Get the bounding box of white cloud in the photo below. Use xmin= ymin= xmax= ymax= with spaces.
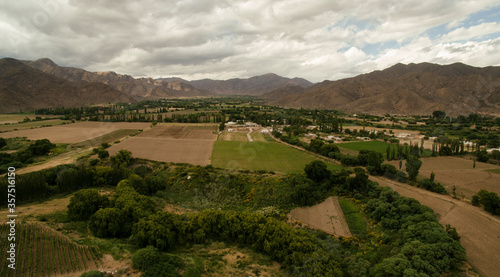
xmin=0 ymin=0 xmax=499 ymax=82
xmin=439 ymin=22 xmax=500 ymax=42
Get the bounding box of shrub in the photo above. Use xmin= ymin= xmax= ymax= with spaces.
xmin=132 ymin=246 xmax=184 ymax=276
xmin=80 ymin=270 xmax=105 ymax=277
xmin=67 ymin=189 xmax=109 ymax=221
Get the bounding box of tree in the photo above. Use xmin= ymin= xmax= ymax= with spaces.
xmin=67 ymin=189 xmax=109 ymax=221
xmin=110 ymin=149 xmax=133 ymax=167
xmin=97 ymin=149 xmax=109 ymax=159
xmin=358 ymin=150 xmax=384 ymax=175
xmin=304 ymin=160 xmax=330 ymax=183
xmin=405 ymin=155 xmax=422 ymax=182
xmin=476 ymin=150 xmax=489 ymax=162
xmin=432 ymin=110 xmax=446 ymax=120
xmin=0 ymin=137 xmax=6 ymax=148
xmin=308 ymin=138 xmax=324 ymax=153
xmin=28 ymin=139 xmax=55 ymax=156
xmin=88 ymin=208 xmax=126 ymax=237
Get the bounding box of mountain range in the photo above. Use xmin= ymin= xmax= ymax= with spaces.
xmin=0 ymin=57 xmax=499 ymax=115
xmin=264 ymin=62 xmax=500 ymax=115
xmin=0 ymin=58 xmax=134 ymax=113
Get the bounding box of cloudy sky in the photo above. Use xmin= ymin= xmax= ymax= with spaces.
xmin=1 ymin=0 xmax=499 ymax=82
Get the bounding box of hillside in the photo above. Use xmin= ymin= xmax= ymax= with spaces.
xmin=189 ymin=73 xmax=313 ymax=95
xmin=26 ymin=58 xmax=209 ymax=100
xmin=267 ymin=62 xmax=500 ymax=115
xmin=260 ymin=84 xmax=306 ymax=101
xmin=0 ymin=58 xmax=135 ymax=113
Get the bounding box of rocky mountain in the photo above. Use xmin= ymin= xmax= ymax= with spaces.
xmin=26 ymin=58 xmax=209 ymax=100
xmin=267 ymin=62 xmax=500 ymax=115
xmin=0 ymin=58 xmax=135 ymax=113
xmin=260 ymin=84 xmax=306 ymax=101
xmin=189 ymin=73 xmax=313 ymax=95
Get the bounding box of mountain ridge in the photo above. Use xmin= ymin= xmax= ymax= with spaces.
xmin=0 ymin=58 xmax=135 ymax=113
xmin=267 ymin=62 xmax=500 ymax=115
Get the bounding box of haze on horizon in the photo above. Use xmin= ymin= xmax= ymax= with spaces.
xmin=1 ymin=0 xmax=499 ymax=83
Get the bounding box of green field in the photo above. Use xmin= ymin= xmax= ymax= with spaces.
xmin=486 ymin=169 xmax=500 ymax=175
xmin=0 ymin=119 xmax=71 ymax=132
xmin=338 ymin=140 xmax=431 ymax=157
xmin=211 ymin=141 xmax=343 ymax=173
xmin=338 ymin=197 xmax=367 ymax=238
xmin=73 ymin=129 xmax=142 ymax=147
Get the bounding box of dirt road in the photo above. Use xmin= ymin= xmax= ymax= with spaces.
xmin=371 ymin=176 xmax=500 ymax=277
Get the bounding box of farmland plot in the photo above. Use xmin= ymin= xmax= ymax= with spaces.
xmin=0 ymin=222 xmax=101 ymax=277
xmin=390 ymin=156 xmax=500 ymax=198
xmin=0 ymin=122 xmax=150 ymax=144
xmin=107 ymin=124 xmax=217 ymax=165
xmin=288 ymin=196 xmax=351 ymax=236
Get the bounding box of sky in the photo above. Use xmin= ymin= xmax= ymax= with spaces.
xmin=1 ymin=0 xmax=499 ymax=83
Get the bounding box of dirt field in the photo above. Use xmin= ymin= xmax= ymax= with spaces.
xmin=0 ymin=121 xmax=150 ymax=143
xmin=107 ymin=124 xmax=217 ymax=166
xmin=288 ymin=196 xmax=351 ymax=236
xmin=389 ymin=156 xmax=500 ymax=199
xmin=371 ymin=176 xmax=500 ymax=277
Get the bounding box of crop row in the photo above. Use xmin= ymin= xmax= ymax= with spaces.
xmin=0 ymin=222 xmax=102 ymax=276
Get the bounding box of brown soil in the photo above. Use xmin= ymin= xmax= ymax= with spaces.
xmin=288 ymin=196 xmax=351 ymax=236
xmin=0 ymin=122 xmax=150 ymax=143
xmin=388 ymin=156 xmax=500 ymax=199
xmin=371 ymin=175 xmax=500 ymax=277
xmin=107 ymin=123 xmax=217 ymax=166
xmin=0 ymin=195 xmax=72 ymax=220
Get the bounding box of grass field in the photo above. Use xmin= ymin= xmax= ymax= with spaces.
xmin=338 ymin=140 xmax=431 ymax=157
xmin=338 ymin=198 xmax=367 ymax=238
xmin=211 ymin=141 xmax=343 ymax=173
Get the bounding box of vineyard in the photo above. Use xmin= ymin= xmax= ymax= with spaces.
xmin=0 ymin=222 xmax=102 ymax=277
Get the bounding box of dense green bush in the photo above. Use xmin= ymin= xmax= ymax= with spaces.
xmin=132 ymin=246 xmax=184 ymax=277
xmin=417 ymin=178 xmax=447 ymax=194
xmin=67 ymin=189 xmax=109 ymax=221
xmin=88 ymin=208 xmax=126 ymax=237
xmin=475 ymin=189 xmax=500 ymax=215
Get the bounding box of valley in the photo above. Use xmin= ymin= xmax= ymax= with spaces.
xmin=0 ymin=96 xmax=498 ymax=277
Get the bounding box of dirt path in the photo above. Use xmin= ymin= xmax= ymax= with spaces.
xmin=288 ymin=196 xmax=351 ymax=236
xmin=247 ymin=127 xmax=253 ymax=142
xmin=371 ymin=176 xmax=500 ymax=277
xmin=12 ymin=147 xmax=93 ymax=175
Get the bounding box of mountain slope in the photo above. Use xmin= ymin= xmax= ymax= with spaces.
xmin=26 ymin=58 xmax=209 ymax=99
xmin=0 ymin=58 xmax=134 ymax=113
xmin=268 ymin=62 xmax=500 ymax=115
xmin=190 ymin=73 xmax=313 ymax=95
xmin=260 ymin=84 xmax=306 ymax=101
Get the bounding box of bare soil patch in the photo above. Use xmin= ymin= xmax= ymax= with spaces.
xmin=0 ymin=122 xmax=150 ymax=143
xmin=372 ymin=176 xmax=500 ymax=277
xmin=107 ymin=124 xmax=217 ymax=166
xmin=389 ymin=156 xmax=500 ymax=198
xmin=219 ymin=132 xmax=249 ymax=142
xmin=0 ymin=195 xmax=71 ymax=220
xmin=108 ymin=137 xmax=215 ymax=165
xmin=288 ymin=196 xmax=351 ymax=236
